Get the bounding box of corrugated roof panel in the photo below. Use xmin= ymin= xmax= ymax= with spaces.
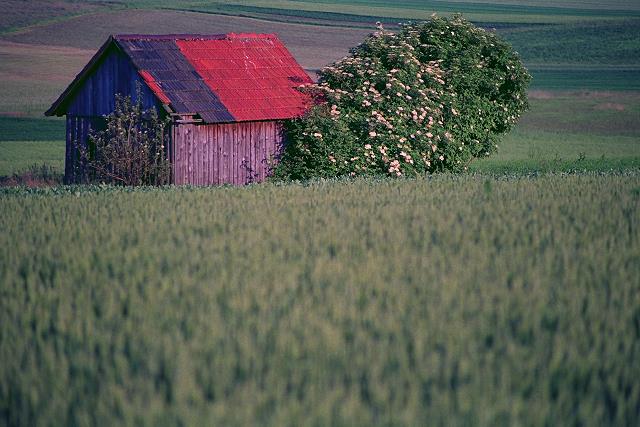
xmin=176 ymin=35 xmax=312 ymax=122
xmin=138 ymin=70 xmax=171 ymax=105
xmin=105 ymin=34 xmax=312 ymax=123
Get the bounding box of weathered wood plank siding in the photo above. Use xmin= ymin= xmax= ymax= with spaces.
xmin=64 ymin=46 xmax=160 ymax=183
xmin=64 ymin=116 xmax=106 ymax=184
xmin=172 ymin=121 xmax=283 ymax=186
xmin=67 ymin=46 xmax=157 ymax=117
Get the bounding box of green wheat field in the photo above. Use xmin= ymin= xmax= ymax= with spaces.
xmin=2 ymin=176 xmax=639 ymax=425
xmin=1 ymin=0 xmax=639 ymax=425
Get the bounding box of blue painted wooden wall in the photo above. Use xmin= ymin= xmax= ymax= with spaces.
xmin=67 ymin=45 xmax=158 ymax=117
xmin=64 ymin=45 xmax=162 ymax=183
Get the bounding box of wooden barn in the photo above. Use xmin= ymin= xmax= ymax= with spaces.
xmin=45 ymin=33 xmax=313 ymax=185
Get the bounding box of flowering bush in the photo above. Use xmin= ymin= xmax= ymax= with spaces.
xmin=76 ymin=90 xmax=171 ymax=186
xmin=274 ymin=15 xmax=531 ymax=180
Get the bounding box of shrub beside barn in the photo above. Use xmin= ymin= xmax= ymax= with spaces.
xmin=45 ymin=33 xmax=313 ymax=185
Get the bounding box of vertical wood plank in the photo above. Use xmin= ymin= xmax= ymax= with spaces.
xmin=231 ymin=124 xmax=236 ymax=185
xmin=238 ymin=123 xmax=243 ymax=185
xmin=204 ymin=125 xmax=210 ymax=185
xmin=70 ymin=116 xmax=75 ymax=183
xmin=201 ymin=126 xmax=206 ymax=185
xmin=228 ymin=124 xmax=233 ymax=185
xmin=212 ymin=125 xmax=217 ymax=185
xmin=195 ymin=125 xmax=201 ymax=185
xmin=263 ymin=122 xmax=269 ymax=181
xmin=208 ymin=125 xmax=213 ymax=185
xmin=241 ymin=124 xmax=248 ymax=184
xmin=174 ymin=125 xmax=179 ymax=185
xmin=170 ymin=125 xmax=175 ymax=185
xmin=188 ymin=125 xmax=191 ymax=185
xmin=228 ymin=123 xmax=233 ymax=185
xmin=230 ymin=123 xmax=235 ymax=185
xmin=259 ymin=122 xmax=267 ymax=181
xmin=252 ymin=122 xmax=258 ymax=182
xmin=188 ymin=125 xmax=192 ymax=185
xmin=180 ymin=125 xmax=185 ymax=185
xmin=79 ymin=117 xmax=85 ymax=180
xmin=174 ymin=125 xmax=180 ymax=185
xmin=211 ymin=125 xmax=216 ymax=185
xmin=191 ymin=125 xmax=196 ymax=185
xmin=193 ymin=125 xmax=197 ymax=185
xmin=181 ymin=126 xmax=186 ymax=185
xmin=65 ymin=116 xmax=71 ymax=183
xmin=223 ymin=124 xmax=230 ymax=184
xmin=214 ymin=125 xmax=220 ymax=185
xmin=195 ymin=125 xmax=207 ymax=185
xmin=253 ymin=123 xmax=258 ymax=183
xmin=178 ymin=125 xmax=184 ymax=185
xmin=218 ymin=124 xmax=223 ymax=185
xmin=232 ymin=123 xmax=239 ymax=185
xmin=203 ymin=126 xmax=208 ymax=185
xmin=247 ymin=123 xmax=253 ymax=184
xmin=265 ymin=122 xmax=273 ymax=178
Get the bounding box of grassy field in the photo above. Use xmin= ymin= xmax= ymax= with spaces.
xmin=0 ymin=140 xmax=64 ymax=177
xmin=124 ymin=0 xmax=640 ymax=23
xmin=3 ymin=92 xmax=637 ymax=178
xmin=472 ymin=92 xmax=640 ymax=173
xmin=0 ymin=116 xmax=65 ymax=176
xmin=2 ymin=174 xmax=639 ymax=425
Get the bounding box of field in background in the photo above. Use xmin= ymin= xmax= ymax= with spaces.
xmin=472 ymin=91 xmax=640 ymax=173
xmin=3 ymin=92 xmax=638 ymax=177
xmin=123 ymin=0 xmax=640 ymax=24
xmin=0 ymin=0 xmax=638 ymax=177
xmin=2 ymin=174 xmax=639 ymax=425
xmin=0 ymin=140 xmax=63 ymax=177
xmin=0 ymin=0 xmax=106 ymax=33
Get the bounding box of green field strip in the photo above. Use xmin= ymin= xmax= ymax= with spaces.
xmin=0 ymin=117 xmax=65 ymax=142
xmin=501 ymin=19 xmax=640 ymax=66
xmin=172 ymin=3 xmax=621 ymax=26
xmin=470 ymin=157 xmax=640 ymax=174
xmin=491 ymin=130 xmax=640 ymax=160
xmin=284 ymin=0 xmax=640 ymax=17
xmin=528 ymin=68 xmax=640 ymax=90
xmin=0 ymin=140 xmax=64 ymax=176
xmin=161 ymin=1 xmax=632 ymax=24
xmin=193 ymin=0 xmax=640 ymax=20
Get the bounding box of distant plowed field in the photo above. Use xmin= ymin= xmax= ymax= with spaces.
xmin=1 ymin=10 xmax=370 ymax=73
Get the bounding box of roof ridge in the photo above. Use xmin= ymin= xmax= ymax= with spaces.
xmin=113 ymin=33 xmax=278 ymax=41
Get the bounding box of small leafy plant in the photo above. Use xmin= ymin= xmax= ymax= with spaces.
xmin=76 ymin=89 xmax=171 ymax=186
xmin=274 ymin=15 xmax=531 ymax=180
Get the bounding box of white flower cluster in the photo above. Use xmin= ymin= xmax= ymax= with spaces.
xmin=283 ymin=16 xmax=530 ymax=179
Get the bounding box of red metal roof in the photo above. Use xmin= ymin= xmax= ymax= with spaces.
xmin=138 ymin=70 xmax=171 ymax=105
xmin=46 ymin=33 xmax=313 ymax=123
xmin=176 ymin=34 xmax=313 ymax=122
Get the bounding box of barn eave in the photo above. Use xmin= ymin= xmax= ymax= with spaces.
xmin=44 ymin=36 xmax=174 ymax=117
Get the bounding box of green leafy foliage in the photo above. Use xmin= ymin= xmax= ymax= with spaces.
xmin=1 ymin=173 xmax=639 ymax=425
xmin=77 ymin=90 xmax=171 ymax=186
xmin=274 ymin=15 xmax=530 ymax=180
